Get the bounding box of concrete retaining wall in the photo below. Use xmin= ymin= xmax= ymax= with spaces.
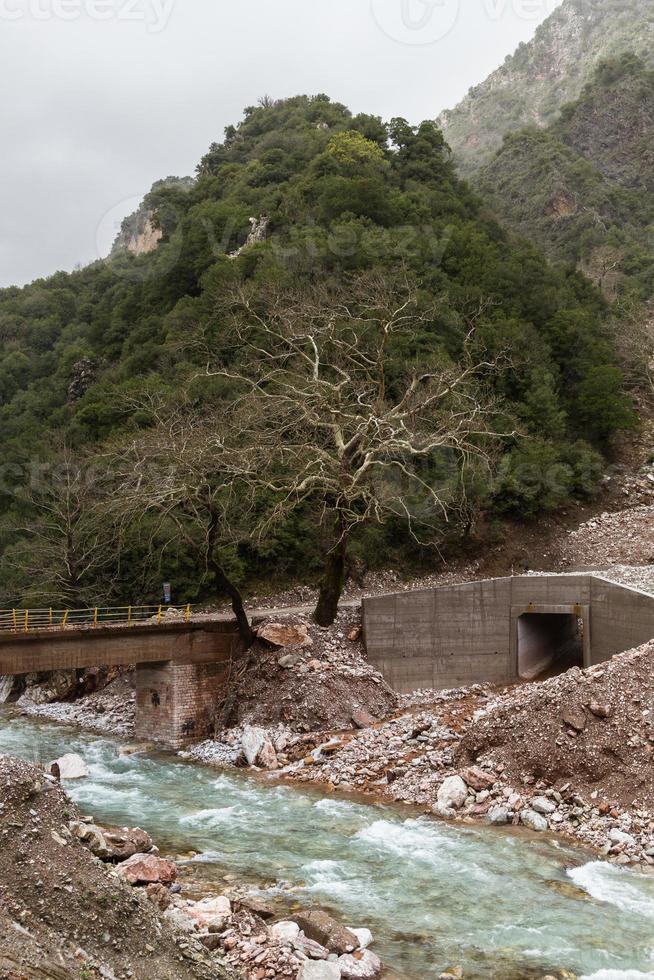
xmin=362 ymin=574 xmax=654 ymax=693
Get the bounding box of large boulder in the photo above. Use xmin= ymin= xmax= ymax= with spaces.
xmin=258 ymin=622 xmax=313 ymax=649
xmin=242 ymin=726 xmax=265 ymax=766
xmin=103 ymin=826 xmax=153 ymax=860
xmin=50 ymin=754 xmax=89 ymax=780
xmin=437 ymin=775 xmax=468 ymax=810
xmin=294 ymin=910 xmax=358 ymax=955
xmin=116 ymin=853 xmax=177 ymax=885
xmin=338 ymin=950 xmax=383 ymax=979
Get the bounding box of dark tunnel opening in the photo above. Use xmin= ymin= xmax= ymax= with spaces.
xmin=517 ymin=612 xmax=584 ymax=681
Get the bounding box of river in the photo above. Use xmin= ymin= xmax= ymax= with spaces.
xmin=1 ymin=710 xmax=654 ymax=979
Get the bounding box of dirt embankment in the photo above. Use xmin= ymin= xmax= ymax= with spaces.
xmin=0 ymin=755 xmax=232 ymax=980
xmin=461 ymin=640 xmax=654 ymax=809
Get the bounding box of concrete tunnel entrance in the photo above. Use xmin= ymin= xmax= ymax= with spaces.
xmin=517 ymin=612 xmax=584 ymax=681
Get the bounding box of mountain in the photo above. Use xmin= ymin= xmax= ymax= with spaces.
xmin=0 ymin=96 xmax=632 ymax=604
xmin=439 ymin=0 xmax=654 ymax=174
xmin=476 ymin=54 xmax=654 ymax=299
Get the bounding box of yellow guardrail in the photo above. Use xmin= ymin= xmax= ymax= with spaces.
xmin=0 ymin=604 xmax=193 ymax=633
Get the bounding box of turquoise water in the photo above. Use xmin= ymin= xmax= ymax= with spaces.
xmin=2 ymin=711 xmax=654 ymax=980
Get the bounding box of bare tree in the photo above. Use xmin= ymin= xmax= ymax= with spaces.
xmin=6 ymin=447 xmax=117 ymax=606
xmin=106 ymin=401 xmax=257 ymax=646
xmin=204 ymin=275 xmax=507 ymax=625
xmin=613 ymin=300 xmax=654 ymax=398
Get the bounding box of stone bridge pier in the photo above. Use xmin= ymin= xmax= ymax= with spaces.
xmin=135 ymin=660 xmax=230 ymax=747
xmin=0 ymin=620 xmax=240 ymax=750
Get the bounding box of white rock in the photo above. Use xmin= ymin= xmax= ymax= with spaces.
xmin=437 ymin=775 xmax=467 ymax=810
xmin=298 ymin=961 xmax=342 ymax=980
xmin=242 ymin=726 xmax=266 ymax=766
xmin=521 ymin=809 xmax=548 ymax=832
xmin=531 ymin=796 xmax=556 ymax=815
xmin=486 ymin=806 xmax=509 ymax=826
xmin=163 ymin=906 xmax=196 ymax=932
xmin=609 ymin=828 xmax=636 ymax=847
xmin=50 ymin=753 xmax=89 ymax=780
xmin=271 ymin=920 xmax=301 ymax=943
xmin=347 ymin=928 xmax=373 ymax=950
xmin=338 ymin=950 xmax=383 ymax=979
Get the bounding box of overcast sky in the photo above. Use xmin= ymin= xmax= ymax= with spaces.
xmin=0 ymin=0 xmax=563 ymax=288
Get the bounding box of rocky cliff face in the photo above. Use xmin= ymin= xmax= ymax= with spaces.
xmin=439 ymin=0 xmax=654 ymax=174
xmin=116 ymin=211 xmax=163 ymax=256
xmin=112 ymin=175 xmax=194 ymax=256
xmin=475 ymin=54 xmax=654 ymax=299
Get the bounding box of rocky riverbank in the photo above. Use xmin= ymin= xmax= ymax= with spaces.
xmin=0 ymin=754 xmax=234 ymax=980
xmin=40 ymin=753 xmax=385 ymax=980
xmin=187 ymin=636 xmax=654 ymax=875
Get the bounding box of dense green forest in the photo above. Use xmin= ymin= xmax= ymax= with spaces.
xmin=0 ymin=95 xmax=635 ymax=618
xmin=478 ymin=55 xmax=654 ymax=301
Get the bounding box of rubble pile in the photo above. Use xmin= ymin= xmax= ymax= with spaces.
xmin=560 ymin=503 xmax=654 ymax=567
xmin=222 ymin=610 xmax=397 ymax=732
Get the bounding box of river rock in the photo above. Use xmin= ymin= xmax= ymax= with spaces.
xmin=338 ymin=950 xmax=383 ymax=978
xmin=50 ymin=753 xmax=89 ymax=780
xmin=146 ymin=882 xmax=173 ymax=910
xmin=294 ymin=935 xmax=330 ymax=959
xmin=116 ymin=852 xmax=177 ymax=885
xmin=298 ymin=962 xmax=341 ymax=980
xmin=348 ymin=928 xmax=373 ymax=949
xmin=258 ymin=622 xmax=313 ymax=648
xmin=460 ymin=767 xmax=495 ymax=792
xmin=69 ymin=820 xmax=111 ymax=858
xmin=187 ymin=895 xmax=231 ymax=931
xmin=437 ymin=775 xmax=468 ymax=810
xmin=485 ymin=806 xmax=510 ymax=826
xmin=531 ymin=796 xmax=556 ymax=815
xmin=164 ymin=905 xmax=196 ymax=933
xmin=609 ymin=828 xmax=636 ymax=847
xmin=294 ymin=910 xmax=358 ymax=955
xmin=242 ymin=726 xmax=266 ymax=766
xmin=103 ymin=826 xmax=153 ymax=859
xmin=271 ymin=920 xmax=301 ymax=943
xmin=521 ymin=809 xmax=548 ymax=832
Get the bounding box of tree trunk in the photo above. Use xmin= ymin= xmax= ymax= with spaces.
xmin=313 ymin=522 xmax=347 ymax=627
xmin=209 ymin=557 xmax=255 ymax=649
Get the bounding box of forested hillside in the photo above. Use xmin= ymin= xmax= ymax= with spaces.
xmin=477 ymin=55 xmax=654 ymax=300
xmin=439 ymin=0 xmax=654 ymax=174
xmin=0 ymin=96 xmax=633 ymax=617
